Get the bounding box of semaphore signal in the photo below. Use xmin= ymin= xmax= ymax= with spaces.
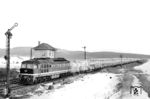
xmin=4 ymin=23 xmax=18 ymax=98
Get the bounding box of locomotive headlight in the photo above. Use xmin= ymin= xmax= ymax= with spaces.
xmin=24 ymin=70 xmax=27 ymax=72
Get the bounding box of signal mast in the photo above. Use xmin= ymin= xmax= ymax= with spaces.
xmin=83 ymin=46 xmax=86 ymax=60
xmin=4 ymin=23 xmax=18 ymax=98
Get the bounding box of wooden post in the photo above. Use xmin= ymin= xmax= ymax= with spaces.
xmin=83 ymin=46 xmax=86 ymax=60
xmin=4 ymin=23 xmax=18 ymax=98
xmin=5 ymin=30 xmax=12 ymax=98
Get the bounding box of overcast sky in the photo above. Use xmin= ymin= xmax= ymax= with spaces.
xmin=0 ymin=0 xmax=150 ymax=54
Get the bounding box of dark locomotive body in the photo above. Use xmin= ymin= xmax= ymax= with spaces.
xmin=19 ymin=58 xmax=70 ymax=84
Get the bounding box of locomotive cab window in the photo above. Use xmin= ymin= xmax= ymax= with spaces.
xmin=21 ymin=64 xmax=26 ymax=68
xmin=26 ymin=64 xmax=37 ymax=69
xmin=27 ymin=64 xmax=33 ymax=69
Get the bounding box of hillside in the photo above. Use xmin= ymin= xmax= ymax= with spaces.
xmin=0 ymin=47 xmax=150 ymax=60
xmin=0 ymin=47 xmax=31 ymax=57
xmin=56 ymin=50 xmax=150 ymax=60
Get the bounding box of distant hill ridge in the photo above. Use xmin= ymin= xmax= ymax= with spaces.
xmin=0 ymin=47 xmax=150 ymax=60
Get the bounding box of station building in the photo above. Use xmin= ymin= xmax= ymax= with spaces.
xmin=32 ymin=43 xmax=56 ymax=58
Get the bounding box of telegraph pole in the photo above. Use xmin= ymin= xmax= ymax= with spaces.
xmin=120 ymin=54 xmax=123 ymax=67
xmin=4 ymin=23 xmax=18 ymax=98
xmin=83 ymin=46 xmax=86 ymax=60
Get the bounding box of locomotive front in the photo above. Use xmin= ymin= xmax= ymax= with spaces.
xmin=19 ymin=60 xmax=39 ymax=84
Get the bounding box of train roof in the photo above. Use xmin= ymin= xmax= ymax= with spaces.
xmin=22 ymin=58 xmax=70 ymax=64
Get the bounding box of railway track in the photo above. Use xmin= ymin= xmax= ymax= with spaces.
xmin=0 ymin=78 xmax=19 ymax=87
xmin=0 ymin=74 xmax=76 ymax=96
xmin=0 ymin=78 xmax=23 ymax=95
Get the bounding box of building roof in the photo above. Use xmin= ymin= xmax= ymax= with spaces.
xmin=33 ymin=43 xmax=56 ymax=51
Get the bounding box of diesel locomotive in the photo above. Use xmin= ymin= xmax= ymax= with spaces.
xmin=19 ymin=58 xmax=70 ymax=84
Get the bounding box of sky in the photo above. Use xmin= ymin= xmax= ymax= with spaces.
xmin=0 ymin=0 xmax=150 ymax=54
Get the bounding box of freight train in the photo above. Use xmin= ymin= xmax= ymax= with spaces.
xmin=19 ymin=57 xmax=143 ymax=84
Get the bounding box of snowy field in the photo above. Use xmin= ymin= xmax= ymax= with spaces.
xmin=30 ymin=73 xmax=121 ymax=99
xmin=0 ymin=56 xmax=29 ymax=69
xmin=113 ymin=60 xmax=150 ymax=99
xmin=25 ymin=59 xmax=150 ymax=99
xmin=135 ymin=60 xmax=150 ymax=74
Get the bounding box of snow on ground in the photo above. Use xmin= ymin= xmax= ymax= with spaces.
xmin=121 ymin=75 xmax=149 ymax=99
xmin=0 ymin=56 xmax=29 ymax=69
xmin=107 ymin=75 xmax=150 ymax=99
xmin=134 ymin=60 xmax=150 ymax=74
xmin=30 ymin=73 xmax=120 ymax=99
xmin=113 ymin=60 xmax=150 ymax=99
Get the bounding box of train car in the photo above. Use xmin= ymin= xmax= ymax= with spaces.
xmin=19 ymin=58 xmax=70 ymax=84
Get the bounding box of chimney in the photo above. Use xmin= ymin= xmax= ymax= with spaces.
xmin=38 ymin=41 xmax=41 ymax=45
